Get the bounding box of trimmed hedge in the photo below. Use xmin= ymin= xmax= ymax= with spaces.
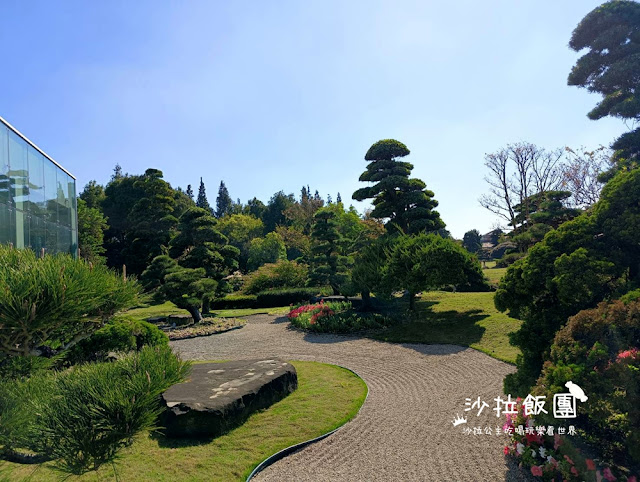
xmin=255 ymin=287 xmax=331 ymax=308
xmin=210 ymin=294 xmax=258 ymax=310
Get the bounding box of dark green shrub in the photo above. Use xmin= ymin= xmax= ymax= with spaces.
xmin=210 ymin=294 xmax=258 ymax=309
xmin=2 ymin=346 xmax=190 ymax=474
xmin=495 ymin=252 xmax=525 ymax=268
xmin=0 ymin=245 xmax=139 ymax=358
xmin=0 ymin=355 xmax=57 ymax=381
xmin=255 ymin=287 xmax=331 ymax=308
xmin=243 ymin=260 xmax=308 ymax=294
xmin=534 ymin=299 xmax=640 ymax=474
xmin=65 ymin=317 xmax=168 ymax=364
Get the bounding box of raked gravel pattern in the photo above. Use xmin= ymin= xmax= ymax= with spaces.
xmin=171 ymin=314 xmax=529 ymax=482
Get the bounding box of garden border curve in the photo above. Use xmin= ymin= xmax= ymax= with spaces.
xmin=245 ymin=363 xmax=369 ymax=481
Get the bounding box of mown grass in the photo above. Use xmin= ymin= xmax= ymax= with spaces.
xmin=482 ymin=267 xmax=508 ymax=285
xmin=0 ymin=361 xmax=367 ymax=482
xmin=374 ymin=291 xmax=521 ymax=364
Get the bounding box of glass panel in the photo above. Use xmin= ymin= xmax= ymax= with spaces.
xmin=70 ymin=228 xmax=78 ymax=258
xmin=0 ymin=202 xmax=16 ymax=246
xmin=0 ymin=124 xmax=9 ymax=205
xmin=44 ymin=160 xmax=58 ymax=224
xmin=69 ymin=177 xmax=77 ymax=233
xmin=58 ymin=173 xmax=71 ymax=228
xmin=8 ymin=131 xmax=28 ymax=211
xmin=27 ymin=147 xmax=45 ymax=215
xmin=45 ymin=221 xmax=57 ymax=253
xmin=14 ymin=208 xmax=25 ymax=249
xmin=30 ymin=215 xmax=46 ymax=255
xmin=57 ymin=225 xmax=71 ymax=254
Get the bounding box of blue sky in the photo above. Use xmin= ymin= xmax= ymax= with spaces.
xmin=0 ymin=0 xmax=626 ymax=238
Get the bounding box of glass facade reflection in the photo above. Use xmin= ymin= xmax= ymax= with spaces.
xmin=0 ymin=116 xmax=77 ymax=256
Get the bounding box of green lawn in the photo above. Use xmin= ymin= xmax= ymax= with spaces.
xmin=482 ymin=267 xmax=508 ymax=285
xmin=0 ymin=361 xmax=367 ymax=482
xmin=374 ymin=291 xmax=522 ymax=364
xmin=123 ymin=301 xmax=290 ymax=321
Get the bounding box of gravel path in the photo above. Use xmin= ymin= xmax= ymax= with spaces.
xmin=171 ymin=314 xmax=525 ymax=481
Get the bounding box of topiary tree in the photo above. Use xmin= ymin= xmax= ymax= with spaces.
xmin=353 ymin=139 xmax=445 ymax=234
xmin=387 ymin=233 xmax=481 ymax=310
xmin=0 ymin=246 xmax=139 ymax=358
xmin=169 ymin=207 xmax=239 ymax=279
xmin=161 ymin=268 xmax=217 ymax=323
xmin=309 ymin=208 xmax=351 ymax=295
xmin=139 ymin=255 xmax=180 ymax=301
xmin=496 ymin=169 xmax=640 ymax=395
xmin=568 ymin=0 xmax=640 ymax=179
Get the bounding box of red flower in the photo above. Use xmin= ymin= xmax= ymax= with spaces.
xmin=586 ymin=459 xmax=596 ymax=471
xmin=571 ymin=467 xmax=579 ymax=476
xmin=531 ymin=465 xmax=543 ymax=477
xmin=564 ymin=455 xmax=574 ymax=465
xmin=503 ymin=446 xmax=510 ymax=455
xmin=603 ymin=467 xmax=616 ymax=481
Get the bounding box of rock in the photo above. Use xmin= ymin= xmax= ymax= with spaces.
xmin=167 ymin=314 xmax=193 ymax=326
xmin=160 ymin=359 xmax=297 ymax=438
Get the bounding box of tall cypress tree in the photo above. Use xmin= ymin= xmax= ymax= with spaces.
xmin=196 ymin=177 xmax=211 ymax=213
xmin=216 ymin=180 xmax=233 ymax=218
xmin=352 ymin=139 xmax=444 ymax=234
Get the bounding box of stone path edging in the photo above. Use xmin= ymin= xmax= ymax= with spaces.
xmin=246 ymin=364 xmax=369 ymax=481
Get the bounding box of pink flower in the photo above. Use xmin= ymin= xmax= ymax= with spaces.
xmin=627 ymin=476 xmax=637 ymax=482
xmin=554 ymin=434 xmax=562 ymax=450
xmin=571 ymin=467 xmax=579 ymax=476
xmin=597 ymin=471 xmax=603 ymax=482
xmin=603 ymin=467 xmax=616 ymax=481
xmin=564 ymin=455 xmax=574 ymax=465
xmin=617 ymin=348 xmax=639 ymax=361
xmin=531 ymin=465 xmax=543 ymax=477
xmin=586 ymin=459 xmax=596 ymax=471
xmin=503 ymin=445 xmax=510 ymax=455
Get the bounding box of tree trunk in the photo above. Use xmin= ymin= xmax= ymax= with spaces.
xmin=187 ymin=306 xmax=203 ymax=323
xmin=409 ymin=291 xmax=416 ymax=311
xmin=362 ymin=291 xmax=371 ymax=309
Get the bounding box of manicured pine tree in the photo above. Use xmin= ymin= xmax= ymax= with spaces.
xmin=216 ymin=180 xmax=233 ymax=218
xmin=309 ymin=208 xmax=350 ymax=295
xmin=352 ymin=139 xmax=445 ymax=234
xmin=336 ymin=192 xmax=342 ymax=203
xmin=186 ymin=184 xmax=194 ymax=200
xmin=196 ymin=177 xmax=212 ymax=213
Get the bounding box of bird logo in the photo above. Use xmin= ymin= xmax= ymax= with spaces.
xmin=565 ymin=381 xmax=588 ymax=402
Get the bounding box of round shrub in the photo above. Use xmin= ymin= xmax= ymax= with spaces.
xmin=65 ymin=317 xmax=168 ymax=364
xmin=534 ymin=299 xmax=640 ymax=474
xmin=243 ymin=260 xmax=308 ymax=294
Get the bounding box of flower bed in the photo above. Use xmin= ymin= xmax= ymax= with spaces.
xmin=503 ymin=399 xmax=637 ymax=482
xmin=288 ymin=301 xmax=394 ymax=333
xmin=167 ymin=318 xmax=245 ymax=340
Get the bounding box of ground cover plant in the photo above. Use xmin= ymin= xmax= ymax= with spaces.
xmin=0 ymin=361 xmax=367 ymax=481
xmin=376 ymin=291 xmax=522 ymax=364
xmin=166 ymin=317 xmax=245 ymax=340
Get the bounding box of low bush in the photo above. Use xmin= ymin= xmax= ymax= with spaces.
xmin=1 ymin=346 xmax=190 ymax=474
xmin=288 ymin=301 xmax=394 ymax=333
xmin=210 ymin=294 xmax=258 ymax=310
xmin=243 ymin=260 xmax=308 ymax=294
xmin=255 ymin=287 xmax=331 ymax=308
xmin=65 ymin=317 xmax=168 ymax=364
xmin=531 ymin=299 xmax=640 ymax=477
xmin=495 ymin=252 xmax=525 ymax=268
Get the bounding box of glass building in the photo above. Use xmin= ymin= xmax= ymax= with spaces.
xmin=0 ymin=116 xmax=77 ymax=256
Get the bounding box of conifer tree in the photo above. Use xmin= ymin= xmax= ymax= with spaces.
xmin=353 ymin=139 xmax=444 ymax=234
xmin=196 ymin=177 xmax=211 ymax=213
xmin=309 ymin=208 xmax=350 ymax=295
xmin=336 ymin=192 xmax=342 ymax=203
xmin=216 ymin=180 xmax=233 ymax=218
xmin=186 ymin=184 xmax=194 ymax=200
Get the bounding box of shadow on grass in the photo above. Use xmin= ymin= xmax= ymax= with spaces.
xmin=373 ymin=303 xmax=488 ymax=348
xmin=151 ymin=430 xmax=217 ymax=448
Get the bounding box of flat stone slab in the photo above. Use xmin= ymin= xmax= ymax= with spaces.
xmin=160 ymin=359 xmax=297 ymax=438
